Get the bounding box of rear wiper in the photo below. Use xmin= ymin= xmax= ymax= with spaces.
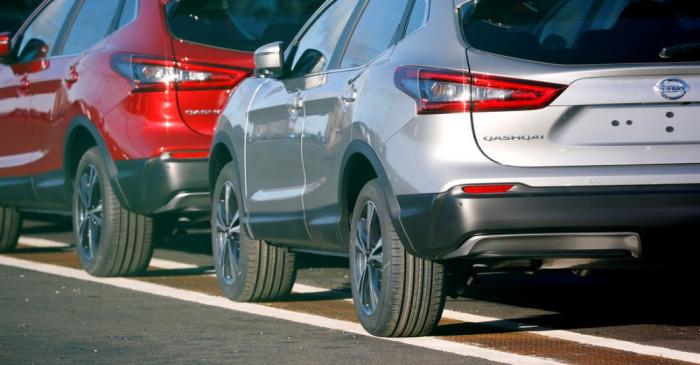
xmin=659 ymin=42 xmax=700 ymax=59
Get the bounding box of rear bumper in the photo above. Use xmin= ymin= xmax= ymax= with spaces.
xmin=113 ymin=156 xmax=210 ymax=216
xmin=396 ymin=184 xmax=700 ymax=260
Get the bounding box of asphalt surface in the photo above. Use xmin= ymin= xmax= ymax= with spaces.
xmin=2 ymin=218 xmax=700 ymax=364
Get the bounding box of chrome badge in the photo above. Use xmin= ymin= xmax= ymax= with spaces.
xmin=654 ymin=78 xmax=689 ymax=100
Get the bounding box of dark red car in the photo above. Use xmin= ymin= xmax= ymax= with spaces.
xmin=0 ymin=0 xmax=321 ymax=276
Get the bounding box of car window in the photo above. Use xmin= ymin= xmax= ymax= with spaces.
xmin=405 ymin=0 xmax=428 ymax=36
xmin=118 ymin=0 xmax=138 ymax=28
xmin=14 ymin=0 xmax=75 ymax=62
xmin=340 ymin=0 xmax=411 ymax=69
xmin=166 ymin=0 xmax=324 ymax=53
xmin=461 ymin=0 xmax=700 ymax=64
xmin=61 ymin=0 xmax=121 ymax=56
xmin=290 ymin=0 xmax=359 ymax=76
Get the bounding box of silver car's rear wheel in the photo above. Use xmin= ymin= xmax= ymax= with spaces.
xmin=212 ymin=162 xmax=296 ymax=302
xmin=349 ymin=179 xmax=446 ymax=337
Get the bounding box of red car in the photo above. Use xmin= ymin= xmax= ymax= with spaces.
xmin=0 ymin=0 xmax=321 ymax=276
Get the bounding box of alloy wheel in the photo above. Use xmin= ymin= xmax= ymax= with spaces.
xmin=76 ymin=164 xmax=102 ymax=261
xmin=215 ymin=181 xmax=241 ymax=285
xmin=353 ymin=200 xmax=384 ymax=315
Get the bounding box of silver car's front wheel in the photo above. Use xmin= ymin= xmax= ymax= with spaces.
xmin=349 ymin=179 xmax=446 ymax=337
xmin=212 ymin=162 xmax=296 ymax=302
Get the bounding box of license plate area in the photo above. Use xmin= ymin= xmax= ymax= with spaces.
xmin=550 ymin=104 xmax=700 ymax=146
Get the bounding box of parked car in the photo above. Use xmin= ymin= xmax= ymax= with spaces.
xmin=209 ymin=0 xmax=700 ymax=337
xmin=0 ymin=0 xmax=323 ymax=276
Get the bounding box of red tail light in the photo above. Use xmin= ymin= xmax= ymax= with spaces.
xmin=112 ymin=54 xmax=249 ymax=93
xmin=462 ymin=185 xmax=514 ymax=194
xmin=395 ymin=66 xmax=566 ymax=114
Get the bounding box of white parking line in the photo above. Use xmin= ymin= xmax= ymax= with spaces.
xmin=0 ymin=255 xmax=562 ymax=365
xmin=18 ymin=236 xmax=700 ymax=364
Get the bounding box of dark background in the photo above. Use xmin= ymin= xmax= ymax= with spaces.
xmin=0 ymin=0 xmax=43 ymax=34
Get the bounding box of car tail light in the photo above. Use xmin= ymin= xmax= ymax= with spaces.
xmin=112 ymin=54 xmax=249 ymax=93
xmin=395 ymin=66 xmax=566 ymax=114
xmin=462 ymin=185 xmax=514 ymax=194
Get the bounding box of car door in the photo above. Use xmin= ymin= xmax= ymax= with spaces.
xmin=244 ymin=0 xmax=360 ymax=245
xmin=300 ymin=0 xmax=415 ymax=247
xmin=27 ymin=0 xmax=123 ymax=205
xmin=0 ymin=0 xmax=75 ymax=201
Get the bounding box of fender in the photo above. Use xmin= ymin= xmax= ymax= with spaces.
xmin=63 ymin=116 xmax=133 ymax=211
xmin=338 ymin=140 xmax=418 ymax=254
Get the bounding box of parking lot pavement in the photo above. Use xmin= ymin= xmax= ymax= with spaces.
xmin=3 ymin=219 xmax=700 ymax=365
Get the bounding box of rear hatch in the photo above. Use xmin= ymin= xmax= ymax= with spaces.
xmin=460 ymin=0 xmax=700 ymax=167
xmin=164 ymin=0 xmax=322 ymax=135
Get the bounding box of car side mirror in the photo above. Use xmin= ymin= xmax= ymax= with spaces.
xmin=0 ymin=32 xmax=11 ymax=60
xmin=254 ymin=42 xmax=285 ymax=79
xmin=18 ymin=38 xmax=49 ymax=64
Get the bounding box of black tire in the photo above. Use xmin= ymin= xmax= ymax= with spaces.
xmin=211 ymin=162 xmax=296 ymax=302
xmin=0 ymin=206 xmax=21 ymax=253
xmin=349 ymin=179 xmax=446 ymax=337
xmin=72 ymin=147 xmax=155 ymax=277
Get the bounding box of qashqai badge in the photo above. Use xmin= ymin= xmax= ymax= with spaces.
xmin=654 ymin=78 xmax=689 ymax=100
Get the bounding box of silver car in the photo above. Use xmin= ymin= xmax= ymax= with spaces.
xmin=209 ymin=0 xmax=700 ymax=337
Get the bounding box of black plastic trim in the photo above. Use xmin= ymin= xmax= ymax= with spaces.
xmin=397 ymin=184 xmax=700 ymax=260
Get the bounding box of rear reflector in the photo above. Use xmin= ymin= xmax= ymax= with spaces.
xmin=395 ymin=66 xmax=566 ymax=114
xmin=168 ymin=151 xmax=209 ymax=159
xmin=112 ymin=54 xmax=249 ymax=93
xmin=462 ymin=185 xmax=514 ymax=194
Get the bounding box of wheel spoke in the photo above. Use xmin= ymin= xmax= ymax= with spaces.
xmin=87 ymin=166 xmax=98 ymax=207
xmin=224 ymin=183 xmax=233 ymax=226
xmin=365 ymin=201 xmax=375 ymax=248
xmin=369 ymin=238 xmax=383 ymax=267
xmin=216 ymin=201 xmax=228 ymax=233
xmin=219 ymin=238 xmax=229 ymax=274
xmin=79 ymin=174 xmax=90 ymax=208
xmin=355 ymin=224 xmax=367 ymax=255
xmin=87 ymin=221 xmax=98 ymax=259
xmin=367 ymin=267 xmax=379 ymax=310
xmin=228 ymin=210 xmax=240 ymax=232
xmin=358 ymin=262 xmax=369 ymax=307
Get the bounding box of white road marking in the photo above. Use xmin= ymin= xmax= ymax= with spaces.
xmin=0 ymin=255 xmax=562 ymax=365
xmin=18 ymin=236 xmax=700 ymax=363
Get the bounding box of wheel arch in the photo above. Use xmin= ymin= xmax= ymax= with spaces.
xmin=338 ymin=141 xmax=417 ymax=253
xmin=63 ymin=116 xmax=132 ymax=211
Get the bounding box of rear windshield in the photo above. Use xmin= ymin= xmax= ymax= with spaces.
xmin=461 ymin=0 xmax=700 ymax=64
xmin=166 ymin=0 xmax=325 ymax=52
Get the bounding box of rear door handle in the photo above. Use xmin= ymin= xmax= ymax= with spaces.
xmin=342 ymin=84 xmax=357 ymax=103
xmin=288 ymin=95 xmax=304 ymax=111
xmin=19 ymin=75 xmax=30 ymax=92
xmin=65 ymin=64 xmax=79 ymax=85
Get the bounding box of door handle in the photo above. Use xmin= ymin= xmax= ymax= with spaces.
xmin=288 ymin=95 xmax=304 ymax=111
xmin=341 ymin=84 xmax=357 ymax=103
xmin=65 ymin=64 xmax=79 ymax=85
xmin=19 ymin=75 xmax=30 ymax=92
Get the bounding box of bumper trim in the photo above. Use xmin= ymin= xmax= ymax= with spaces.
xmin=444 ymin=232 xmax=641 ymax=259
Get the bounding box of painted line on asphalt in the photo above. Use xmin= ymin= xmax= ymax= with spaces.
xmin=18 ymin=236 xmax=700 ymax=364
xmin=0 ymin=255 xmax=562 ymax=365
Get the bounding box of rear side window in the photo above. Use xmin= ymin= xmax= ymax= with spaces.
xmin=405 ymin=0 xmax=428 ymax=36
xmin=340 ymin=0 xmax=411 ymax=68
xmin=461 ymin=0 xmax=700 ymax=64
xmin=166 ymin=0 xmax=325 ymax=52
xmin=118 ymin=0 xmax=138 ymax=28
xmin=61 ymin=0 xmax=121 ymax=55
xmin=14 ymin=0 xmax=75 ymax=61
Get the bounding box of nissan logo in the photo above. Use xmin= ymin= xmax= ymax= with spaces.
xmin=654 ymin=78 xmax=689 ymax=100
